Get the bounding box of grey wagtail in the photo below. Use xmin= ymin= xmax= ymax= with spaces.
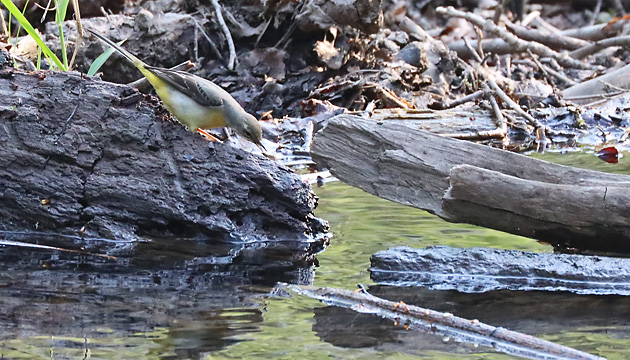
xmin=87 ymin=28 xmax=263 ymax=148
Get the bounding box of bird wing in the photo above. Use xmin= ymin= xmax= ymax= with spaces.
xmin=147 ymin=67 xmax=224 ymax=108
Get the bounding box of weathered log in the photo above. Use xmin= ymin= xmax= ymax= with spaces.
xmin=371 ymin=246 xmax=630 ymax=295
xmin=0 ymin=58 xmax=328 ymax=245
xmin=311 ymin=114 xmax=630 ymax=252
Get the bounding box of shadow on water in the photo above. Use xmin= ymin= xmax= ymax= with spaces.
xmin=0 ymin=231 xmax=324 ymax=359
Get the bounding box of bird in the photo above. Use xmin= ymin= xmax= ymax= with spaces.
xmin=86 ymin=28 xmax=264 ymax=148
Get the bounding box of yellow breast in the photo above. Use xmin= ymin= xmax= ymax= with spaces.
xmin=142 ymin=70 xmax=227 ymax=131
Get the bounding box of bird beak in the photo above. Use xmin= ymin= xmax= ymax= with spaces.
xmin=257 ymin=142 xmax=267 ymax=152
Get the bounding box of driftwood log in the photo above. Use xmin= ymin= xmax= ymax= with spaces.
xmin=311 ymin=114 xmax=630 ymax=253
xmin=0 ymin=56 xmax=327 ymax=246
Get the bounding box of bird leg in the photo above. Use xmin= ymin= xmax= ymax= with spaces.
xmin=196 ymin=128 xmax=223 ymax=142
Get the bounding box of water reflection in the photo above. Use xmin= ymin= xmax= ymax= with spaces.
xmin=2 ymin=169 xmax=629 ymax=359
xmin=0 ymin=232 xmax=321 ymax=359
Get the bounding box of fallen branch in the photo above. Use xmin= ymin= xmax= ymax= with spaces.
xmin=286 ymin=284 xmax=604 ymax=360
xmin=562 ymin=63 xmax=630 ymax=104
xmin=505 ymin=21 xmax=590 ymax=51
xmin=436 ymin=6 xmax=596 ymax=70
xmin=570 ymin=35 xmax=630 ymax=59
xmin=561 ymin=17 xmax=630 ymax=41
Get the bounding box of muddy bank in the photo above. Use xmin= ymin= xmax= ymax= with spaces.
xmin=0 ymin=59 xmax=328 ymax=247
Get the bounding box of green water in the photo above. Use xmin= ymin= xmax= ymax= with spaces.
xmin=208 ymin=183 xmax=552 ymax=360
xmin=312 ymin=183 xmax=550 ymax=289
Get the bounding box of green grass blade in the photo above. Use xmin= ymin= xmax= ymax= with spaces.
xmin=55 ymin=0 xmax=70 ymax=22
xmin=87 ymin=39 xmax=126 ymax=76
xmin=36 ymin=46 xmax=42 ymax=70
xmin=0 ymin=0 xmax=66 ymax=70
xmin=57 ymin=23 xmax=68 ymax=68
xmin=55 ymin=0 xmax=70 ymax=68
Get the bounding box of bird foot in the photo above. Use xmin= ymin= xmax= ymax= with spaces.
xmin=196 ymin=128 xmax=224 ymax=142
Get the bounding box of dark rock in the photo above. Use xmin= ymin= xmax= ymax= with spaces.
xmin=371 ymin=246 xmax=630 ymax=295
xmin=394 ymin=41 xmax=428 ymax=69
xmin=0 ymin=65 xmax=328 ymax=247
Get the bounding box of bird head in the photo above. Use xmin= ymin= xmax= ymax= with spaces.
xmin=235 ymin=113 xmax=265 ymax=150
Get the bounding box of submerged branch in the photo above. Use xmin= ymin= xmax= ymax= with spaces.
xmin=285 ymin=284 xmax=604 ymax=360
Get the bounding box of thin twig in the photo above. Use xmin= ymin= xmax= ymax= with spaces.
xmin=463 ymin=37 xmax=483 ymax=63
xmin=505 ymin=20 xmax=590 ymax=51
xmin=191 ymin=15 xmax=223 ymax=62
xmin=210 ymin=0 xmax=237 ymax=70
xmin=564 ymin=90 xmax=626 ymax=102
xmin=99 ymin=6 xmax=111 ymax=21
xmin=526 ymin=48 xmax=575 ymax=87
xmin=445 ymin=90 xmax=484 ymax=109
xmin=589 ymin=0 xmax=603 ymax=26
xmin=486 ymin=75 xmax=545 ymax=131
xmin=612 ymin=0 xmax=626 ymax=16
xmin=37 ymin=0 xmax=55 ymax=22
xmin=255 ymin=16 xmax=273 ymax=48
xmin=193 ymin=23 xmax=199 ymax=62
xmin=442 ymin=84 xmax=508 ymax=141
xmin=543 ymin=63 xmax=577 ymax=86
xmin=530 ymin=14 xmax=562 ymax=34
xmin=527 ymin=49 xmax=553 ymax=85
xmin=486 ymin=83 xmax=507 ymax=132
xmin=275 ymin=20 xmax=297 ymax=49
xmin=441 ymin=128 xmax=507 ymax=140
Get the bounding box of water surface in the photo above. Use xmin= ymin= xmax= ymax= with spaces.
xmin=2 ymin=152 xmax=629 ymax=359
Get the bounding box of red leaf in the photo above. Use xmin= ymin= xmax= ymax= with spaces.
xmin=597 ymin=147 xmax=619 ymax=164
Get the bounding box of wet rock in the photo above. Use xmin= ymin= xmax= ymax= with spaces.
xmin=370 ymin=246 xmax=630 ymax=295
xmin=0 ymin=64 xmax=328 ymax=245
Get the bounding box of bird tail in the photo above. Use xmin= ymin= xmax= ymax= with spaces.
xmin=86 ymin=28 xmax=147 ymax=71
